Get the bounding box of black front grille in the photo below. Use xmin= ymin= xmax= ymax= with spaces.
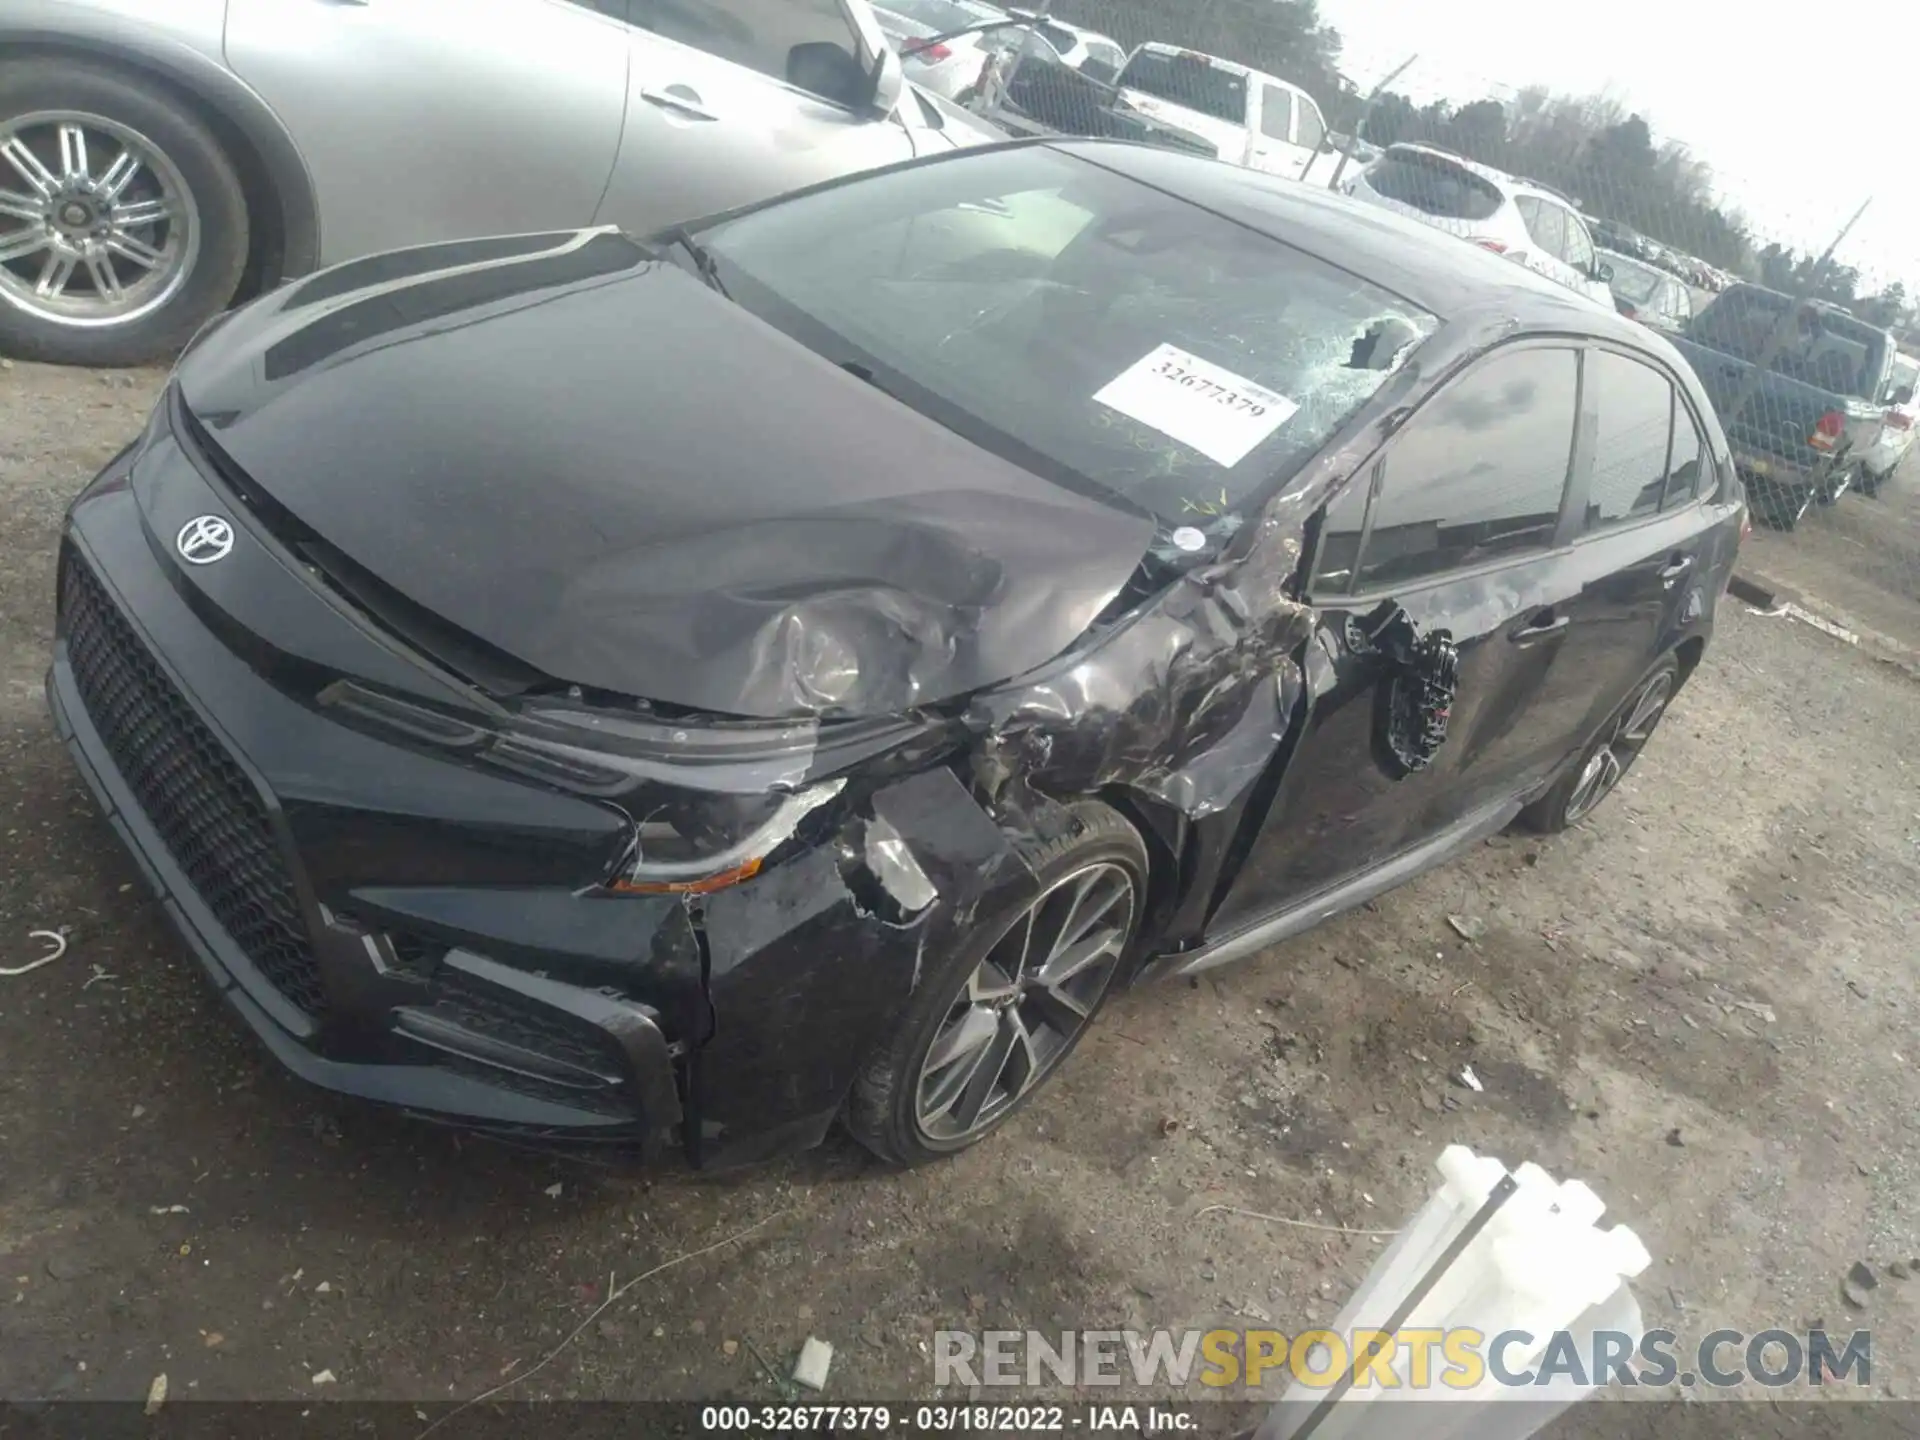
xmin=61 ymin=551 xmax=328 ymax=1019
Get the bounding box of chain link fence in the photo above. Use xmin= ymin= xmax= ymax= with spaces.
xmin=901 ymin=0 xmax=1920 ymax=647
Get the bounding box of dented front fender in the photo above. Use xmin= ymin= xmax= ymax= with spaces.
xmin=691 ymin=767 xmax=1039 ymax=1167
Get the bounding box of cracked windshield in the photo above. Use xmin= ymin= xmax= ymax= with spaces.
xmin=701 ymin=146 xmax=1434 ymax=535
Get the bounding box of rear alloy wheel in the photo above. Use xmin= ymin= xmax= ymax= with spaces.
xmin=1519 ymin=655 xmax=1679 ymax=834
xmin=0 ymin=60 xmax=249 ymax=366
xmin=846 ymin=800 xmax=1147 ymax=1165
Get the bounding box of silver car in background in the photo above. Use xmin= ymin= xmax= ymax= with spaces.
xmin=0 ymin=0 xmax=997 ymax=367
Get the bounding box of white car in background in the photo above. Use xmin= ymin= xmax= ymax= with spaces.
xmin=873 ymin=0 xmax=1002 ymax=101
xmin=1110 ymin=42 xmax=1328 ymax=181
xmin=1859 ymin=350 xmax=1920 ymax=496
xmin=1343 ymin=143 xmax=1615 ymax=308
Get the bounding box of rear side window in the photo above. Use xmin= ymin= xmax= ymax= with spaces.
xmin=1366 ymin=149 xmax=1503 ymax=222
xmin=1584 ymin=351 xmax=1674 ymax=532
xmin=1259 ymin=84 xmax=1293 ymax=141
xmin=1515 ymin=196 xmax=1566 ymax=258
xmin=1559 ymin=209 xmax=1595 ymax=270
xmin=1296 ymin=97 xmax=1325 ymax=151
xmin=1352 ymin=348 xmax=1578 ymax=590
xmin=1662 ymin=404 xmax=1706 ymax=509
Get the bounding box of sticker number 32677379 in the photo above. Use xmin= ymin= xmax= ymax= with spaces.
xmin=1153 ymin=356 xmax=1270 ymax=415
xmin=1093 ymin=342 xmax=1300 ymax=469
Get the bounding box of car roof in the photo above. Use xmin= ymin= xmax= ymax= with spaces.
xmin=1051 ymin=140 xmax=1651 ymax=341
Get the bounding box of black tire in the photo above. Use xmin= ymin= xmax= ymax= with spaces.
xmin=1816 ymin=463 xmax=1855 ymax=506
xmin=0 ymin=58 xmax=249 ymax=366
xmin=1518 ymin=652 xmax=1681 ymax=835
xmin=845 ymin=799 xmax=1149 ymax=1167
xmin=1859 ymin=467 xmax=1883 ymax=499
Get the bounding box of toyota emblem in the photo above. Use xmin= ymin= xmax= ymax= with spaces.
xmin=176 ymin=515 xmax=235 ymax=566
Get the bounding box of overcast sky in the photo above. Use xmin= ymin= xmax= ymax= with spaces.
xmin=1316 ymin=0 xmax=1915 ymax=291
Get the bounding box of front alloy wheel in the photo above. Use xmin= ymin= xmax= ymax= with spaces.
xmin=914 ymin=861 xmax=1135 ymax=1143
xmin=846 ymin=799 xmax=1148 ymax=1166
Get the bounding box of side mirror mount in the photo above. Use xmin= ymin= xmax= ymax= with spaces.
xmin=868 ymin=44 xmax=904 ymax=115
xmin=1595 ymin=262 xmax=1614 ymax=284
xmin=788 ymin=41 xmax=894 ymax=114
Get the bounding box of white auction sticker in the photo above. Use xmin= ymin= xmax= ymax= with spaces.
xmin=1093 ymin=343 xmax=1299 ymax=468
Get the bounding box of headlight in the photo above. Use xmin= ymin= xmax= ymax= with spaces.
xmin=609 ymin=780 xmax=844 ymax=895
xmin=316 ymin=682 xmax=910 ymax=893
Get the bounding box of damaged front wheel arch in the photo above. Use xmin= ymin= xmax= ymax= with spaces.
xmin=841 ymin=799 xmax=1149 ymax=1166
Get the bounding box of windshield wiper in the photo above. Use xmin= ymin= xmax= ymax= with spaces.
xmin=660 ymin=227 xmax=730 ymax=300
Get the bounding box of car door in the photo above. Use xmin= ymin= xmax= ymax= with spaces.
xmin=593 ymin=0 xmax=916 ymax=237
xmin=1247 ymin=81 xmax=1319 ymax=180
xmin=1504 ymin=346 xmax=1710 ymax=773
xmin=1209 ymin=344 xmax=1585 ymax=932
xmin=225 ymin=0 xmax=632 ymax=266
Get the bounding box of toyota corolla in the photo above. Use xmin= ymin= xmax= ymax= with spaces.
xmin=48 ymin=140 xmax=1744 ymax=1168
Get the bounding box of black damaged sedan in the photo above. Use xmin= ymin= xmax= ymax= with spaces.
xmin=49 ymin=140 xmax=1745 ymax=1168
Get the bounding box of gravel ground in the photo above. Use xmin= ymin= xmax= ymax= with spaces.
xmin=3 ymin=358 xmax=1918 ymax=1413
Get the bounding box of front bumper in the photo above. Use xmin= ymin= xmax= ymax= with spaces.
xmin=49 ymin=420 xmax=1038 ymax=1166
xmin=47 ymin=553 xmax=686 ymax=1156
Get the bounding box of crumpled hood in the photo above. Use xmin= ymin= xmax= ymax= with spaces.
xmin=175 ymin=229 xmax=1154 ymax=719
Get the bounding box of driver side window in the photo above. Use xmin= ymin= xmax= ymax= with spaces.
xmin=632 ymin=0 xmax=868 ymax=107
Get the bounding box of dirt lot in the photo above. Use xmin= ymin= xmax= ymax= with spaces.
xmin=1741 ymin=466 xmax=1920 ymax=658
xmin=3 ymin=358 xmax=1919 ymax=1415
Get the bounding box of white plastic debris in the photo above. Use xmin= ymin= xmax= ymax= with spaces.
xmin=3 ymin=929 xmax=68 ymax=977
xmin=792 ymin=1337 xmax=834 ymax=1391
xmin=144 ymin=1374 xmax=168 ymax=1416
xmin=148 ymin=1205 xmax=189 ymax=1216
xmin=1258 ymin=1145 xmax=1651 ymax=1440
xmin=311 ymin=1369 xmax=336 ymax=1387
xmin=544 ymin=1182 xmax=563 ymax=1199
xmin=1457 ymin=1065 xmax=1484 ymax=1093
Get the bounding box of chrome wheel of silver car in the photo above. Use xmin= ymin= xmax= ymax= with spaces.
xmin=914 ymin=861 xmax=1137 ymax=1143
xmin=0 ymin=110 xmax=198 ymax=329
xmin=1564 ymin=670 xmax=1673 ymax=824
